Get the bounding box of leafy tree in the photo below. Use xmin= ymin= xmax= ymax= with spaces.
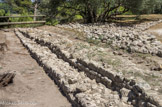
xmin=4 ymin=0 xmax=32 ymax=14
xmin=45 ymin=0 xmax=162 ymax=23
xmin=0 ymin=9 xmax=9 ymax=22
xmin=0 ymin=2 xmax=12 ymax=13
xmin=0 ymin=9 xmax=5 ymax=16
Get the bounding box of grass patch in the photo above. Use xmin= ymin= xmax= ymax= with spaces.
xmin=135 ymin=53 xmax=152 ymax=59
xmin=87 ymin=37 xmax=101 ymax=45
xmin=87 ymin=52 xmax=97 ymax=60
xmin=96 ymin=50 xmax=107 ymax=57
xmin=76 ymin=43 xmax=90 ymax=51
xmin=122 ymin=70 xmax=134 ymax=76
xmin=100 ymin=58 xmax=121 ymax=67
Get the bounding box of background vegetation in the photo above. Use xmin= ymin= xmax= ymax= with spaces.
xmin=39 ymin=0 xmax=162 ymax=24
xmin=0 ymin=0 xmax=162 ymax=25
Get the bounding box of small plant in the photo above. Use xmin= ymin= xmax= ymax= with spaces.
xmin=97 ymin=51 xmax=107 ymax=57
xmin=87 ymin=37 xmax=101 ymax=45
xmin=87 ymin=51 xmax=96 ymax=60
xmin=98 ymin=34 xmax=104 ymax=40
xmin=105 ymin=40 xmax=113 ymax=48
xmin=76 ymin=43 xmax=89 ymax=51
xmin=46 ymin=19 xmax=59 ymax=26
xmin=136 ymin=53 xmax=152 ymax=59
xmin=101 ymin=58 xmax=121 ymax=67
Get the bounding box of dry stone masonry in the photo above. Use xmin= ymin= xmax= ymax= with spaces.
xmin=15 ymin=30 xmax=133 ymax=107
xmin=15 ymin=28 xmax=162 ymax=107
xmin=57 ymin=20 xmax=162 ymax=57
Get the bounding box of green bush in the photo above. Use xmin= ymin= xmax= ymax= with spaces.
xmin=0 ymin=9 xmax=8 ymax=22
xmin=0 ymin=9 xmax=5 ymax=16
xmin=119 ymin=6 xmax=133 ymax=15
xmin=46 ymin=19 xmax=59 ymax=26
xmin=18 ymin=11 xmax=33 ymax=22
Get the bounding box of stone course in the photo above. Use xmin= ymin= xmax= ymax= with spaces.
xmin=15 ymin=30 xmax=132 ymax=107
xmin=57 ymin=20 xmax=162 ymax=57
xmin=15 ymin=28 xmax=162 ymax=107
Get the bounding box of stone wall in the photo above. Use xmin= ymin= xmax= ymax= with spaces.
xmin=16 ymin=29 xmax=162 ymax=107
xmin=15 ymin=30 xmax=133 ymax=107
xmin=57 ymin=20 xmax=162 ymax=57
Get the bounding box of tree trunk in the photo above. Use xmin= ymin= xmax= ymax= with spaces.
xmin=34 ymin=0 xmax=38 ymax=21
xmin=86 ymin=4 xmax=98 ymax=23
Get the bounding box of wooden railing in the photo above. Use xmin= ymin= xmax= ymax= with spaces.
xmin=0 ymin=15 xmax=46 ymax=26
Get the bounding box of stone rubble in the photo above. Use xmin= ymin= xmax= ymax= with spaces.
xmin=15 ymin=30 xmax=133 ymax=107
xmin=57 ymin=20 xmax=162 ymax=57
xmin=15 ymin=28 xmax=162 ymax=107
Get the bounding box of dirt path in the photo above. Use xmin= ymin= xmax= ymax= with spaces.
xmin=0 ymin=30 xmax=71 ymax=107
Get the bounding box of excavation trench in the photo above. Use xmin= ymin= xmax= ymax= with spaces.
xmin=15 ymin=29 xmax=162 ymax=107
xmin=15 ymin=30 xmax=132 ymax=107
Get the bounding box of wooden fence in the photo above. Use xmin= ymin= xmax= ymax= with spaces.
xmin=0 ymin=15 xmax=46 ymax=26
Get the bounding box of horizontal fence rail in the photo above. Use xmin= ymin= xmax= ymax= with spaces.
xmin=0 ymin=21 xmax=46 ymax=26
xmin=0 ymin=15 xmax=46 ymax=26
xmin=0 ymin=15 xmax=45 ymax=18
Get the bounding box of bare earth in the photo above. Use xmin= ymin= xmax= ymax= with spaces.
xmin=0 ymin=30 xmax=71 ymax=107
xmin=147 ymin=23 xmax=162 ymax=42
xmin=0 ymin=20 xmax=161 ymax=107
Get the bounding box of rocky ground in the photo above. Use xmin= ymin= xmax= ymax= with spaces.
xmin=14 ymin=19 xmax=162 ymax=107
xmin=0 ymin=19 xmax=162 ymax=107
xmin=56 ymin=20 xmax=162 ymax=57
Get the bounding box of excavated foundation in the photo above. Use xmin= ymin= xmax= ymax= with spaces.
xmin=15 ymin=29 xmax=162 ymax=107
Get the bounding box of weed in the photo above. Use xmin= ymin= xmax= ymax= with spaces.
xmin=87 ymin=52 xmax=96 ymax=60
xmin=98 ymin=34 xmax=104 ymax=40
xmin=101 ymin=58 xmax=121 ymax=67
xmin=135 ymin=53 xmax=152 ymax=59
xmin=76 ymin=43 xmax=89 ymax=51
xmin=121 ymin=70 xmax=133 ymax=75
xmin=97 ymin=51 xmax=107 ymax=57
xmin=87 ymin=37 xmax=101 ymax=45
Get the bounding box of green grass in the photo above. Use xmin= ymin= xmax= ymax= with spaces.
xmin=100 ymin=58 xmax=121 ymax=67
xmin=87 ymin=52 xmax=97 ymax=60
xmin=76 ymin=43 xmax=90 ymax=51
xmin=87 ymin=38 xmax=101 ymax=45
xmin=135 ymin=53 xmax=152 ymax=59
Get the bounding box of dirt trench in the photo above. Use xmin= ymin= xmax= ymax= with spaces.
xmin=0 ymin=29 xmax=71 ymax=107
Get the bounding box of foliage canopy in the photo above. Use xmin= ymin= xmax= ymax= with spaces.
xmin=42 ymin=0 xmax=162 ymax=23
xmin=4 ymin=0 xmax=32 ymax=14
